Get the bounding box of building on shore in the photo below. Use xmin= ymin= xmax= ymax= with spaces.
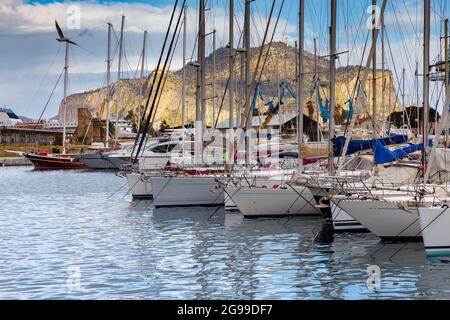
xmin=0 ymin=127 xmax=62 ymax=146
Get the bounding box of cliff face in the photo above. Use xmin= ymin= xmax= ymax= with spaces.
xmin=59 ymin=42 xmax=401 ymax=127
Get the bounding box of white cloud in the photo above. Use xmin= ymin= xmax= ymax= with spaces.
xmin=0 ymin=0 xmax=297 ymax=118
xmin=0 ymin=1 xmax=177 ymax=34
xmin=1 ymin=0 xmax=444 ymax=118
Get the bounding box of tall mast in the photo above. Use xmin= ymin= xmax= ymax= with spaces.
xmin=238 ymin=51 xmax=244 ymax=127
xmin=116 ymin=15 xmax=125 ymax=142
xmin=229 ymin=0 xmax=234 ymax=129
xmin=443 ymin=19 xmax=449 ymax=147
xmin=199 ymin=0 xmax=206 ymax=130
xmin=106 ymin=23 xmax=112 ymax=148
xmin=297 ymin=0 xmax=305 ymax=171
xmin=328 ymin=0 xmax=337 ymax=175
xmin=139 ymin=30 xmax=147 ymax=134
xmin=386 ymin=73 xmax=395 ymax=128
xmin=314 ymin=38 xmax=320 ymax=141
xmin=195 ymin=2 xmax=201 ymax=124
xmin=416 ymin=61 xmax=419 ymax=134
xmin=336 ymin=0 xmax=388 ymax=174
xmin=402 ymin=67 xmax=406 ymax=124
xmin=54 ymin=21 xmax=77 ymax=154
xmin=372 ymin=0 xmax=377 ymax=140
xmin=445 ymin=19 xmax=449 ymax=94
xmin=284 ymin=37 xmax=288 ymax=80
xmin=62 ymin=42 xmax=69 ymax=154
xmin=424 ymin=16 xmax=450 ymax=183
xmin=423 ymin=0 xmax=430 ymax=172
xmin=212 ymin=29 xmax=216 ymax=126
xmin=244 ymin=0 xmax=251 ymax=166
xmin=389 ymin=72 xmax=392 ymax=128
xmin=182 ymin=5 xmax=187 ymax=130
xmin=381 ymin=13 xmax=385 ymax=135
xmin=195 ymin=0 xmax=205 ymax=164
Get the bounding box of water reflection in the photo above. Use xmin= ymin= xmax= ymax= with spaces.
xmin=1 ymin=167 xmax=450 ymax=299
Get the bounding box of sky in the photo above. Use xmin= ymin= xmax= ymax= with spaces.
xmin=0 ymin=0 xmax=448 ymax=119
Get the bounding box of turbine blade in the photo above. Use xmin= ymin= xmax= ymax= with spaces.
xmin=66 ymin=39 xmax=79 ymax=46
xmin=55 ymin=20 xmax=65 ymax=39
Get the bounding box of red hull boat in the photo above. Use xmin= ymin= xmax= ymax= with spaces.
xmin=23 ymin=152 xmax=88 ymax=170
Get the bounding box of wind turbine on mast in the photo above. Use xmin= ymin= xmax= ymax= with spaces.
xmin=55 ymin=20 xmax=78 ymax=154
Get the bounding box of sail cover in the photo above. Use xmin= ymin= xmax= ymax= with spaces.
xmin=333 ymin=135 xmax=408 ymax=157
xmin=427 ymin=148 xmax=450 ymax=177
xmin=374 ymin=140 xmax=423 ymax=165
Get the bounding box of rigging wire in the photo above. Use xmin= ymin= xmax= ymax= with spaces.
xmin=133 ymin=0 xmax=186 ymax=162
xmin=32 ymin=69 xmax=64 ymax=133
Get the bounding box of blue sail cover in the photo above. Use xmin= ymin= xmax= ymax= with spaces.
xmin=374 ymin=140 xmax=423 ymax=165
xmin=333 ymin=135 xmax=408 ymax=157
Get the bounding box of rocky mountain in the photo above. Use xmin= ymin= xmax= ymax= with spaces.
xmin=58 ymin=42 xmax=401 ymax=127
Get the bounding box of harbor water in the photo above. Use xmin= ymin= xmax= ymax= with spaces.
xmin=1 ymin=166 xmax=450 ymax=299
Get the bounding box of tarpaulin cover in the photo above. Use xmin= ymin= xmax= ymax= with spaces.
xmin=374 ymin=140 xmax=423 ymax=165
xmin=333 ymin=135 xmax=408 ymax=157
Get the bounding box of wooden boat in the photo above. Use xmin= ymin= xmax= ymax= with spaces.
xmin=21 ymin=23 xmax=86 ymax=171
xmin=23 ymin=152 xmax=87 ymax=170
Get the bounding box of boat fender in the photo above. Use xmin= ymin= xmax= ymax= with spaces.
xmin=315 ymin=196 xmax=330 ymax=209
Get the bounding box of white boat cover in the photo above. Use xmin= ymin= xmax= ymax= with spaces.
xmin=428 ymin=148 xmax=450 ymax=177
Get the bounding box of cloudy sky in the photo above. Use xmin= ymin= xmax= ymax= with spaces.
xmin=0 ymin=0 xmax=448 ymax=119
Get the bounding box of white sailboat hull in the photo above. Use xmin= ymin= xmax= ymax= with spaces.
xmin=419 ymin=206 xmax=450 ymax=256
xmin=225 ymin=193 xmax=238 ymax=211
xmin=224 ymin=186 xmax=320 ymax=217
xmin=151 ymin=176 xmax=224 ymax=207
xmin=306 ymin=186 xmax=367 ymax=232
xmin=330 ymin=202 xmax=367 ymax=232
xmin=336 ymin=199 xmax=421 ymax=241
xmin=126 ymin=172 xmax=153 ymax=199
xmin=223 ymin=171 xmax=295 ymax=212
xmin=75 ymin=153 xmax=117 ymax=170
xmin=108 ymin=155 xmax=130 ymax=170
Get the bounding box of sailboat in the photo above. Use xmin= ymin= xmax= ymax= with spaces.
xmin=75 ymin=17 xmax=129 ymax=170
xmin=417 ymin=14 xmax=450 ymax=256
xmin=24 ymin=21 xmax=87 ymax=170
xmin=148 ymin=0 xmax=226 ymax=207
xmin=418 ymin=204 xmax=450 ymax=256
xmin=331 ymin=0 xmax=450 ymax=244
xmin=223 ymin=180 xmax=319 ymax=217
xmin=226 ymin=0 xmax=346 ymax=219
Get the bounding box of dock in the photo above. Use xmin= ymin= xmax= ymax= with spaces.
xmin=0 ymin=157 xmax=31 ymax=167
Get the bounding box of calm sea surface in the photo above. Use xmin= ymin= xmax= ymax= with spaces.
xmin=1 ymin=166 xmax=450 ymax=299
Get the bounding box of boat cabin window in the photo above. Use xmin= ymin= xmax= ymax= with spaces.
xmin=151 ymin=145 xmax=169 ymax=153
xmin=166 ymin=143 xmax=178 ymax=152
xmin=151 ymin=143 xmax=179 ymax=153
